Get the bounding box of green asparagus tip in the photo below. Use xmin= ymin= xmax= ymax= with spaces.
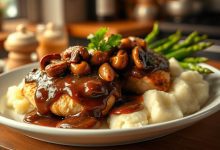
xmin=191 ymin=31 xmax=199 ymax=36
xmin=176 ymin=30 xmax=182 ymax=36
xmin=202 ymin=34 xmax=208 ymax=39
xmin=145 ymin=22 xmax=159 ymax=44
xmin=180 ymin=62 xmax=213 ymax=74
xmin=183 ymin=57 xmax=208 ymax=63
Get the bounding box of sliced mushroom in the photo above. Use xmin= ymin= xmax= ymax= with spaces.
xmin=56 ymin=116 xmax=100 ymax=129
xmin=61 ymin=46 xmax=90 ymax=63
xmin=40 ymin=53 xmax=61 ymax=70
xmin=119 ymin=37 xmax=147 ymax=50
xmin=132 ymin=46 xmax=146 ymax=69
xmin=129 ymin=37 xmax=147 ymax=49
xmin=119 ymin=38 xmax=132 ymax=49
xmin=45 ymin=60 xmax=68 ymax=77
xmin=40 ymin=53 xmax=68 ymax=77
xmin=90 ymin=51 xmax=109 ymax=65
xmin=80 ymin=79 xmax=107 ymax=98
xmin=70 ymin=61 xmax=91 ymax=76
xmin=98 ymin=63 xmax=116 ymax=82
xmin=102 ymin=95 xmax=115 ymax=115
xmin=110 ymin=50 xmax=128 ymax=70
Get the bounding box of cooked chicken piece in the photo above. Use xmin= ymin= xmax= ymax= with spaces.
xmin=122 ymin=45 xmax=171 ymax=94
xmin=22 ymin=82 xmax=116 ymax=117
xmin=123 ymin=70 xmax=171 ymax=94
xmin=50 ymin=95 xmax=84 ymax=117
xmin=22 ymin=82 xmax=84 ymax=116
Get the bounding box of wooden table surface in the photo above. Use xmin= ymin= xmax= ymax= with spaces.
xmin=0 ymin=60 xmax=220 ymax=150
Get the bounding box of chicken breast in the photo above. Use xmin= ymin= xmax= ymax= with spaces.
xmin=23 ymin=82 xmax=117 ymax=117
xmin=22 ymin=82 xmax=84 ymax=117
xmin=122 ymin=45 xmax=171 ymax=94
xmin=123 ymin=70 xmax=171 ymax=94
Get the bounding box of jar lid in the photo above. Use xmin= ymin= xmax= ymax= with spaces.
xmin=5 ymin=24 xmax=37 ymax=46
xmin=40 ymin=22 xmax=65 ymax=41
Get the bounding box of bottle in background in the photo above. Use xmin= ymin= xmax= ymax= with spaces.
xmin=95 ymin=0 xmax=117 ymax=21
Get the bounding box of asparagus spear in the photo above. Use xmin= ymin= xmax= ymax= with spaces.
xmin=149 ymin=30 xmax=181 ymax=49
xmin=145 ymin=22 xmax=159 ymax=44
xmin=166 ymin=33 xmax=208 ymax=54
xmin=149 ymin=38 xmax=168 ymax=49
xmin=193 ymin=34 xmax=207 ymax=43
xmin=179 ymin=62 xmax=213 ymax=74
xmin=154 ymin=31 xmax=181 ymax=53
xmin=166 ymin=31 xmax=198 ymax=52
xmin=183 ymin=57 xmax=208 ymax=63
xmin=165 ymin=42 xmax=213 ymax=60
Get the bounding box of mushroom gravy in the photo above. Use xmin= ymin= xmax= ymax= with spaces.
xmin=24 ymin=68 xmax=145 ymax=128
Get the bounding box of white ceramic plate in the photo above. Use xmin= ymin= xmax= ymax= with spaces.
xmin=0 ymin=63 xmax=220 ymax=146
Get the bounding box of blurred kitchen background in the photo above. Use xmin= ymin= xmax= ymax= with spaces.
xmin=0 ymin=0 xmax=220 ymax=71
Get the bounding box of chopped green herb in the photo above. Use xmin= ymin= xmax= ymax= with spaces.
xmin=87 ymin=27 xmax=122 ymax=51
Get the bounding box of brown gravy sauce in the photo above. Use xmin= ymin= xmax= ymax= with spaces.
xmin=24 ymin=109 xmax=101 ymax=129
xmin=24 ymin=69 xmax=143 ymax=129
xmin=25 ymin=69 xmax=119 ymax=116
xmin=111 ymin=96 xmax=144 ymax=115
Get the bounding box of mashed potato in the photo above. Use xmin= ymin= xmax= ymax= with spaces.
xmin=108 ymin=108 xmax=148 ymax=129
xmin=143 ymin=90 xmax=183 ymax=124
xmin=170 ymin=71 xmax=209 ymax=115
xmin=179 ymin=71 xmax=209 ymax=106
xmin=7 ymin=81 xmax=32 ymax=114
xmin=108 ymin=58 xmax=209 ymax=129
xmin=170 ymin=78 xmax=200 ymax=114
xmin=169 ymin=58 xmax=183 ymax=77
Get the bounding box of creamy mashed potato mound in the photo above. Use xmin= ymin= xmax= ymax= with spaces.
xmin=108 ymin=108 xmax=149 ymax=129
xmin=109 ymin=58 xmax=209 ymax=129
xmin=170 ymin=78 xmax=200 ymax=114
xmin=7 ymin=81 xmax=32 ymax=114
xmin=169 ymin=58 xmax=184 ymax=77
xmin=143 ymin=90 xmax=183 ymax=124
xmin=179 ymin=71 xmax=209 ymax=106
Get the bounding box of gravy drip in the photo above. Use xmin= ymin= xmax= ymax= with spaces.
xmin=24 ymin=95 xmax=144 ymax=128
xmin=24 ymin=109 xmax=101 ymax=129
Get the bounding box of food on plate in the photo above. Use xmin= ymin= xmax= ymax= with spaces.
xmin=169 ymin=58 xmax=183 ymax=77
xmin=143 ymin=90 xmax=183 ymax=124
xmin=109 ymin=107 xmax=149 ymax=129
xmin=109 ymin=63 xmax=209 ymax=128
xmin=6 ymin=27 xmax=210 ymax=129
xmin=178 ymin=71 xmax=209 ymax=106
xmin=122 ymin=43 xmax=171 ymax=94
xmin=7 ymin=81 xmax=33 ymax=114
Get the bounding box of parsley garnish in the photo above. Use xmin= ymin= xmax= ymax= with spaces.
xmin=87 ymin=27 xmax=122 ymax=51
